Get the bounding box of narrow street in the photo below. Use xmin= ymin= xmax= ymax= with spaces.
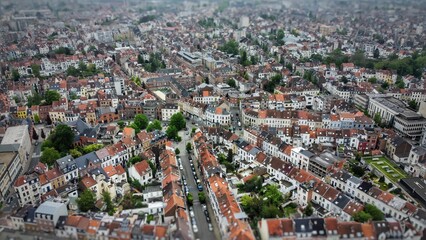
xmin=174 ymin=129 xmax=219 ymax=240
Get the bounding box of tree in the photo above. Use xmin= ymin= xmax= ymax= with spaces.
xmin=395 ymin=76 xmax=405 ymax=89
xmin=261 ymin=205 xmax=281 ymax=218
xmin=49 ymin=124 xmax=75 ymax=153
xmin=134 ymin=114 xmax=149 ymax=131
xmin=169 ymin=112 xmax=186 ymax=131
xmin=373 ymin=48 xmax=380 ymax=59
xmin=102 ymin=191 xmax=115 ymax=216
xmin=341 ymin=76 xmax=348 ymax=84
xmin=130 ymin=156 xmax=141 ymax=165
xmin=69 ymin=149 xmax=82 ymax=158
xmin=129 ymin=122 xmax=140 ymax=134
xmin=353 ymin=211 xmax=372 ymax=223
xmin=364 ymin=204 xmax=384 ymax=221
xmin=148 ymin=160 xmax=157 ymax=177
xmin=82 ymin=144 xmax=104 ymax=154
xmin=12 ymin=69 xmax=20 ymax=81
xmin=351 ymin=165 xmax=365 ymax=178
xmin=78 ymin=61 xmax=87 ymax=72
xmin=44 ymin=90 xmax=61 ymax=105
xmin=204 ymin=77 xmax=209 ymax=84
xmin=46 ymin=115 xmax=52 ymax=125
xmin=146 ymin=120 xmax=162 ymax=132
xmin=77 ymin=189 xmax=96 ymax=212
xmin=66 ymin=66 xmax=79 ymax=77
xmin=187 ymin=193 xmax=193 ymax=206
xmin=381 ymin=82 xmax=389 ymax=90
xmin=175 ymin=148 xmax=180 ymax=155
xmin=240 ymin=50 xmax=251 ymax=66
xmin=368 ymin=77 xmax=377 ymax=84
xmin=31 ymin=64 xmax=41 ymax=78
xmin=34 ymin=114 xmax=40 ymax=124
xmin=219 ymin=40 xmax=239 ymax=55
xmin=227 ymin=78 xmax=237 ymax=88
xmin=166 ymin=125 xmax=179 ymax=140
xmin=304 ymin=202 xmax=314 ymax=216
xmin=198 ymin=192 xmax=206 ymax=204
xmin=186 ymin=142 xmax=192 ymax=153
xmin=227 ymin=149 xmax=233 ymax=162
xmin=250 ymin=55 xmax=258 ymax=65
xmin=27 ymin=92 xmax=43 ymax=107
xmin=408 ymin=100 xmax=418 ymax=110
xmin=263 ymin=185 xmax=283 ymax=206
xmin=32 ymin=128 xmax=39 ymax=140
xmin=373 ymin=113 xmax=382 ymax=125
xmin=271 ymin=74 xmax=282 ymax=84
xmin=117 ymin=120 xmax=125 ymax=129
xmin=40 ymin=129 xmax=46 ymax=139
xmin=55 ymin=47 xmax=72 ymax=55
xmin=40 ymin=147 xmax=60 ymax=166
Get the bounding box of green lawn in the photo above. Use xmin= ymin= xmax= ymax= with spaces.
xmin=364 ymin=156 xmax=408 ymax=183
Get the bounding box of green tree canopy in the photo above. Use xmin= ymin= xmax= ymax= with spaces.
xmin=304 ymin=202 xmax=314 ymax=216
xmin=365 ymin=203 xmax=384 ymax=221
xmin=227 ymin=149 xmax=233 ymax=162
xmin=82 ymin=144 xmax=104 ymax=154
xmin=187 ymin=193 xmax=193 ymax=206
xmin=175 ymin=148 xmax=180 ymax=155
xmin=146 ymin=120 xmax=162 ymax=132
xmin=170 ymin=112 xmax=186 ymax=131
xmin=408 ymin=100 xmax=418 ymax=110
xmin=134 ymin=114 xmax=149 ymax=131
xmin=353 ymin=210 xmax=372 ymax=223
xmin=12 ymin=69 xmax=20 ymax=81
xmin=227 ymin=78 xmax=237 ymax=88
xmin=44 ymin=90 xmax=61 ymax=105
xmin=186 ymin=142 xmax=192 ymax=153
xmin=40 ymin=147 xmax=60 ymax=166
xmin=102 ymin=191 xmax=115 ymax=215
xmin=31 ymin=64 xmax=41 ymax=78
xmin=166 ymin=125 xmax=179 ymax=140
xmin=77 ymin=189 xmax=96 ymax=212
xmin=219 ymin=40 xmax=239 ymax=55
xmin=263 ymin=185 xmax=283 ymax=206
xmin=69 ymin=149 xmax=82 ymax=158
xmin=49 ymin=124 xmax=75 ymax=153
xmin=27 ymin=92 xmax=43 ymax=107
xmin=198 ymin=192 xmax=206 ymax=204
xmin=66 ymin=66 xmax=79 ymax=77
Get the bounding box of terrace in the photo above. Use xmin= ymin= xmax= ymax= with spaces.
xmin=363 ymin=156 xmax=408 ymax=183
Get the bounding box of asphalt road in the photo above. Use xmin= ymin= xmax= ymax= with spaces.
xmin=175 ymin=130 xmax=218 ymax=240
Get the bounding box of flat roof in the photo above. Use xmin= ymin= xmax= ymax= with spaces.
xmin=1 ymin=125 xmax=27 ymax=145
xmin=400 ymin=177 xmax=426 ymax=207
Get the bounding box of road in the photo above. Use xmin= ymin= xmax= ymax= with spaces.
xmin=175 ymin=129 xmax=219 ymax=240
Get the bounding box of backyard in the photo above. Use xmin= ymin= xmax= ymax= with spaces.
xmin=364 ymin=156 xmax=408 ymax=183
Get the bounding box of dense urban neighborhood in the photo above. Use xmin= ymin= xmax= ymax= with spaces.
xmin=0 ymin=0 xmax=426 ymax=239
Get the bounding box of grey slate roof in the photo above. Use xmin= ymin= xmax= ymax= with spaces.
xmin=75 ymin=152 xmax=100 ymax=171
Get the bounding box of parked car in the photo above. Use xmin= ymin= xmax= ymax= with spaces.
xmin=197 ymin=184 xmax=203 ymax=191
xmin=208 ymin=223 xmax=213 ymax=231
xmin=193 ymin=224 xmax=198 ymax=233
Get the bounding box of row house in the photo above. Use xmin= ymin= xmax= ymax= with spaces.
xmin=192 ymin=133 xmax=255 ymax=239
xmin=258 ymin=217 xmax=420 ymax=240
xmin=178 ymin=99 xmax=206 ymax=120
